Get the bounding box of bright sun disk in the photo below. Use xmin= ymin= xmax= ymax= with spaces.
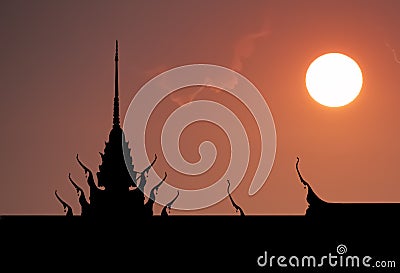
xmin=305 ymin=53 xmax=363 ymax=107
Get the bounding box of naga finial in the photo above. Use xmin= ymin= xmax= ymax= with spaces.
xmin=296 ymin=157 xmax=309 ymax=189
xmin=227 ymin=179 xmax=245 ymax=216
xmin=54 ymin=190 xmax=73 ymax=216
xmin=161 ymin=190 xmax=179 ymax=216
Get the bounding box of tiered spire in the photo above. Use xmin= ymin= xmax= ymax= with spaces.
xmin=55 ymin=40 xmax=179 ymax=217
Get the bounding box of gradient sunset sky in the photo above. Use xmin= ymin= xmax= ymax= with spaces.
xmin=2 ymin=0 xmax=400 ymax=215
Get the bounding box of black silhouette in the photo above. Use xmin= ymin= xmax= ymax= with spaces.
xmin=75 ymin=153 xmax=107 ymax=216
xmin=296 ymin=156 xmax=400 ymax=218
xmin=54 ymin=190 xmax=73 ymax=216
xmin=161 ymin=191 xmax=179 ymax=217
xmin=76 ymin=154 xmax=104 ymax=200
xmin=54 ymin=40 xmax=175 ymax=217
xmin=52 ymin=40 xmax=257 ymax=218
xmin=144 ymin=172 xmax=167 ymax=217
xmin=227 ymin=180 xmax=245 ymax=216
xmin=68 ymin=173 xmax=90 ymax=216
xmin=295 ymin=157 xmax=328 ymax=216
xmin=138 ymin=154 xmax=158 ymax=193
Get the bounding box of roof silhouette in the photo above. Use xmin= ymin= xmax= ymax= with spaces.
xmin=296 ymin=156 xmax=400 ymax=218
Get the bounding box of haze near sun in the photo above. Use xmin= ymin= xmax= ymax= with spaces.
xmin=305 ymin=53 xmax=363 ymax=107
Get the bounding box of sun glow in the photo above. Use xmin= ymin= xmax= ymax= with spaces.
xmin=305 ymin=53 xmax=363 ymax=107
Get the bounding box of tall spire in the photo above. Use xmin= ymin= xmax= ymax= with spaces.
xmin=113 ymin=40 xmax=120 ymax=128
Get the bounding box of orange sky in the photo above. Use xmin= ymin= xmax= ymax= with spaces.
xmin=1 ymin=1 xmax=400 ymax=215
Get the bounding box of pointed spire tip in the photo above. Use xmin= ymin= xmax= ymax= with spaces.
xmin=113 ymin=39 xmax=120 ymax=128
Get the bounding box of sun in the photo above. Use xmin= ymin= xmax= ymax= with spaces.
xmin=305 ymin=53 xmax=363 ymax=107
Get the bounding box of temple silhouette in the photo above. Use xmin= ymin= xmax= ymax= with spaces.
xmin=54 ymin=40 xmax=244 ymax=217
xmin=52 ymin=39 xmax=399 ymax=220
xmin=54 ymin=41 xmax=177 ymax=217
xmin=296 ymin=156 xmax=400 ymax=218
